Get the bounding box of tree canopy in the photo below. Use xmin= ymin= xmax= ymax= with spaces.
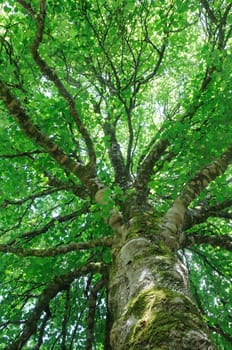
xmin=0 ymin=0 xmax=232 ymax=349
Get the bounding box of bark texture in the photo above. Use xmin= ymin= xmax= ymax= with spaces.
xmin=107 ymin=207 xmax=216 ymax=350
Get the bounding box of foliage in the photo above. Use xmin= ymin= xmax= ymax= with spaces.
xmin=0 ymin=0 xmax=232 ymax=349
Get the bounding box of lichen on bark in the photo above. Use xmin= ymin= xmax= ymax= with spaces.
xmin=108 ymin=208 xmax=216 ymax=350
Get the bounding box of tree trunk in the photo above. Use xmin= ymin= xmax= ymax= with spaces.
xmin=108 ymin=207 xmax=216 ymax=350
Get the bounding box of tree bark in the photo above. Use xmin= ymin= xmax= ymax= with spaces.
xmin=108 ymin=208 xmax=216 ymax=350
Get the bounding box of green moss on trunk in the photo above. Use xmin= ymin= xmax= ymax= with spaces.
xmin=124 ymin=287 xmax=214 ymax=349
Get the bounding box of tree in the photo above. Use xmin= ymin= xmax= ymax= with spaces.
xmin=0 ymin=0 xmax=231 ymax=349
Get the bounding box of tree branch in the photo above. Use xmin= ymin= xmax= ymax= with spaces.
xmin=44 ymin=172 xmax=89 ymax=199
xmin=136 ymin=44 xmax=166 ymax=87
xmin=184 ymin=199 xmax=232 ymax=230
xmin=135 ymin=138 xmax=170 ymax=199
xmin=4 ymin=262 xmax=107 ymax=350
xmin=16 ymin=0 xmax=96 ymax=170
xmin=180 ymin=144 xmax=232 ymax=207
xmin=6 ymin=207 xmax=89 ymax=244
xmin=209 ymin=324 xmax=232 ymax=344
xmin=86 ymin=279 xmax=106 ymax=350
xmin=161 ymin=144 xmax=232 ymax=248
xmin=187 ymin=247 xmax=230 ymax=280
xmin=103 ymin=122 xmax=130 ymax=189
xmin=0 ymin=80 xmax=100 ymax=195
xmin=200 ymin=0 xmax=232 ymax=49
xmin=1 ymin=187 xmax=67 ymax=208
xmin=0 ymin=237 xmax=113 ymax=257
xmin=16 ymin=0 xmax=36 ymax=17
xmin=61 ymin=288 xmax=70 ymax=349
xmin=0 ymin=150 xmax=44 ymax=159
xmin=200 ymin=0 xmax=218 ymax=25
xmin=181 ymin=233 xmax=232 ymax=252
xmin=34 ymin=308 xmax=51 ymax=350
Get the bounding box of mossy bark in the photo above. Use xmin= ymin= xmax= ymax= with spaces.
xmin=108 ymin=210 xmax=216 ymax=350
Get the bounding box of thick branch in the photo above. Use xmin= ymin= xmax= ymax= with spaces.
xmin=184 ymin=199 xmax=232 ymax=230
xmin=17 ymin=0 xmax=96 ymax=170
xmin=0 ymin=237 xmax=113 ymax=257
xmin=125 ymin=102 xmax=134 ymax=173
xmin=0 ymin=80 xmax=100 ymax=194
xmin=161 ymin=145 xmax=232 ymax=246
xmin=200 ymin=0 xmax=218 ymax=25
xmin=135 ymin=138 xmax=169 ymax=198
xmin=5 ymin=262 xmax=107 ymax=350
xmin=103 ymin=122 xmax=130 ymax=188
xmin=16 ymin=0 xmax=36 ymax=17
xmin=182 ymin=233 xmax=232 ymax=252
xmin=180 ymin=144 xmax=232 ymax=207
xmin=44 ymin=172 xmax=89 ymax=199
